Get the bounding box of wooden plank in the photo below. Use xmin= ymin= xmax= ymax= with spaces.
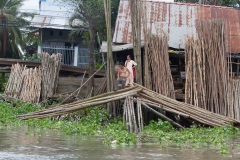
xmin=0 ymin=58 xmax=106 ymax=76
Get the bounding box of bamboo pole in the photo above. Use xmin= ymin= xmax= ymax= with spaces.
xmin=141 ymin=101 xmax=183 ymax=129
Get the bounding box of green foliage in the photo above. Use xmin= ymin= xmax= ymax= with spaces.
xmin=0 ymin=0 xmax=36 ymax=58
xmin=174 ymin=0 xmax=240 ymax=7
xmin=22 ymin=53 xmax=41 ymax=61
xmin=0 ymin=73 xmax=8 ymax=93
xmin=0 ymin=100 xmax=42 ymax=125
xmin=1 ymin=101 xmax=239 ymax=151
xmin=0 ymin=102 xmax=135 ymax=145
xmin=142 ymin=119 xmax=240 ymax=154
xmin=103 ymin=121 xmax=136 ymax=145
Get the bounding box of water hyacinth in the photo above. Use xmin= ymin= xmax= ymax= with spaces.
xmin=0 ymin=100 xmax=239 ymax=154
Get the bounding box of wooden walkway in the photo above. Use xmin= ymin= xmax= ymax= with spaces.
xmin=0 ymin=58 xmax=106 ymax=76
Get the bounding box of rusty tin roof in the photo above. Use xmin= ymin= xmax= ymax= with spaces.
xmin=113 ymin=0 xmax=240 ymax=53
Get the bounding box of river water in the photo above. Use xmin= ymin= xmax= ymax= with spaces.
xmin=0 ymin=128 xmax=239 ymax=160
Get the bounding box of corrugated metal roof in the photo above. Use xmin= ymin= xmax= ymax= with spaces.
xmin=100 ymin=41 xmax=144 ymax=53
xmin=30 ymin=15 xmax=71 ymax=30
xmin=113 ymin=0 xmax=240 ymax=53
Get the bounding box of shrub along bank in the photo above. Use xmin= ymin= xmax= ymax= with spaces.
xmin=0 ymin=100 xmax=239 ymax=154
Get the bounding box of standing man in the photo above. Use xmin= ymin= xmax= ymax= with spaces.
xmin=125 ymin=55 xmax=137 ymax=86
xmin=114 ymin=62 xmax=131 ymax=91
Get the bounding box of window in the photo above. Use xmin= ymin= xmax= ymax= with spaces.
xmin=50 ymin=30 xmax=54 ymax=36
xmin=59 ymin=31 xmax=63 ymax=36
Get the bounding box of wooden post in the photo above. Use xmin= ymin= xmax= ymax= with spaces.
xmin=104 ymin=0 xmax=115 ymax=115
xmin=142 ymin=1 xmax=150 ymax=89
xmin=130 ymin=0 xmax=142 ymax=85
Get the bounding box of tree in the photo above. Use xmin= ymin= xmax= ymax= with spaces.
xmin=60 ymin=0 xmax=120 ymax=96
xmin=174 ymin=0 xmax=240 ymax=6
xmin=0 ymin=0 xmax=33 ymax=58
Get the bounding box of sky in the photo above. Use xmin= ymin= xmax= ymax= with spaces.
xmin=20 ymin=0 xmax=175 ymax=17
xmin=21 ymin=0 xmax=39 ymax=12
xmin=21 ymin=0 xmax=71 ymax=17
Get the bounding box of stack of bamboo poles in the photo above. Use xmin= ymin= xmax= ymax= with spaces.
xmin=123 ymin=96 xmax=138 ymax=133
xmin=19 ymin=68 xmax=42 ymax=103
xmin=185 ymin=19 xmax=240 ymax=120
xmin=123 ymin=96 xmax=143 ymax=133
xmin=94 ymin=77 xmax=107 ymax=96
xmin=4 ymin=64 xmax=42 ymax=103
xmin=145 ymin=34 xmax=175 ymax=99
xmin=4 ymin=63 xmax=25 ymax=98
xmin=18 ymin=87 xmax=141 ymax=119
xmin=4 ymin=53 xmax=62 ymax=103
xmin=41 ymin=52 xmax=62 ymax=101
xmin=18 ymin=85 xmax=240 ymax=128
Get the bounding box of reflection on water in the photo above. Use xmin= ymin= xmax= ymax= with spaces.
xmin=0 ymin=127 xmax=239 ymax=160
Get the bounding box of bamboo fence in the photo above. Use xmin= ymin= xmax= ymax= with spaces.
xmin=185 ymin=19 xmax=240 ymax=121
xmin=18 ymin=85 xmax=240 ymax=128
xmin=41 ymin=52 xmax=62 ymax=101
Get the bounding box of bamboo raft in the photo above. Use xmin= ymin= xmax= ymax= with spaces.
xmin=18 ymin=85 xmax=240 ymax=128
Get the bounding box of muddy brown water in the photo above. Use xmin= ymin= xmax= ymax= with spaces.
xmin=0 ymin=128 xmax=239 ymax=160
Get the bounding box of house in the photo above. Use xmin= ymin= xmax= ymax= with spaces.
xmin=27 ymin=0 xmax=89 ymax=67
xmin=112 ymin=0 xmax=240 ymax=54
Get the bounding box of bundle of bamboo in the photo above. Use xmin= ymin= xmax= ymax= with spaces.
xmin=145 ymin=34 xmax=175 ymax=99
xmin=19 ymin=68 xmax=42 ymax=103
xmin=4 ymin=53 xmax=62 ymax=103
xmin=4 ymin=63 xmax=25 ymax=98
xmin=18 ymin=87 xmax=141 ymax=119
xmin=228 ymin=79 xmax=240 ymax=120
xmin=4 ymin=64 xmax=42 ymax=103
xmin=18 ymin=85 xmax=240 ymax=128
xmin=41 ymin=52 xmax=62 ymax=101
xmin=185 ymin=19 xmax=240 ymax=121
xmin=123 ymin=96 xmax=138 ymax=133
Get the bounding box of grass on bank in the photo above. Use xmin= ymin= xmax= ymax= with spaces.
xmin=0 ymin=100 xmax=239 ymax=154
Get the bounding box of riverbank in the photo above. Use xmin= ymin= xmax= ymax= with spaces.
xmin=0 ymin=100 xmax=239 ymax=155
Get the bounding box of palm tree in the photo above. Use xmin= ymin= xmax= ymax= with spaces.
xmin=0 ymin=0 xmax=33 ymax=58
